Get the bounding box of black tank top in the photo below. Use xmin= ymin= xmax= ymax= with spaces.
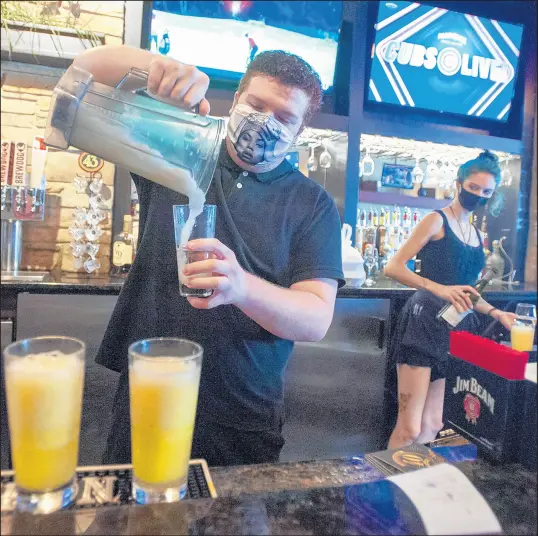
xmin=416 ymin=210 xmax=485 ymax=286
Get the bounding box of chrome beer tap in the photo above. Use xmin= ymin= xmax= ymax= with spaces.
xmin=1 ymin=185 xmax=6 ymax=212
xmin=14 ymin=186 xmax=23 ymax=213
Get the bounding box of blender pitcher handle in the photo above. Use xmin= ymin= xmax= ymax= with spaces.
xmin=116 ymin=68 xmax=150 ymax=92
xmin=116 ymin=67 xmax=201 ymax=114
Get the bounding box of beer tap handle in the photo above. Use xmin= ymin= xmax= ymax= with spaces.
xmin=15 ymin=186 xmax=23 ymax=213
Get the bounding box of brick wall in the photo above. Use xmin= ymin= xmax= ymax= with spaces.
xmin=1 ymin=1 xmax=125 ymax=275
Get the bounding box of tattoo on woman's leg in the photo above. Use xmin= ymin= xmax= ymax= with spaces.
xmin=399 ymin=393 xmax=412 ymax=413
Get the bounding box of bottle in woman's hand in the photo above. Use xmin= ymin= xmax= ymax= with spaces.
xmin=436 ymin=270 xmax=498 ymax=328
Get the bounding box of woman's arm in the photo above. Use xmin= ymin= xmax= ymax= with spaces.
xmin=384 ymin=212 xmax=479 ymax=312
xmin=475 ymin=298 xmax=518 ymax=330
xmin=73 ymin=45 xmax=211 ymax=114
xmin=384 ymin=212 xmax=443 ymax=289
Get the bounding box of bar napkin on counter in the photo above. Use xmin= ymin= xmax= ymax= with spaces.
xmin=450 ymin=332 xmax=529 ymax=380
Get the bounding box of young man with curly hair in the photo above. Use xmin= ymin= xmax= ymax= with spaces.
xmin=74 ymin=45 xmax=345 ymax=466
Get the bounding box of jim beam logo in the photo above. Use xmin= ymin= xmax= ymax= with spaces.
xmin=452 ymin=376 xmax=495 ymax=424
xmin=1 ymin=475 xmax=120 ymax=512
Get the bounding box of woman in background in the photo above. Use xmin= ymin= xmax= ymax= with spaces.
xmin=384 ymin=151 xmax=517 ymax=449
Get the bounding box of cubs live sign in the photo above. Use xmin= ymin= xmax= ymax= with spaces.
xmin=368 ymin=1 xmax=524 ymax=121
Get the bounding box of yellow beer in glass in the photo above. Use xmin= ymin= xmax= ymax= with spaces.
xmin=3 ymin=336 xmax=85 ymax=513
xmin=129 ymin=338 xmax=202 ymax=504
xmin=511 ymin=304 xmax=536 ymax=352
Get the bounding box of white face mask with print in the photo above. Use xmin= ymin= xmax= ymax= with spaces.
xmin=227 ymin=104 xmax=295 ymax=173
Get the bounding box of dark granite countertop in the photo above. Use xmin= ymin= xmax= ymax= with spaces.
xmin=1 ymin=457 xmax=535 ymax=535
xmin=2 ymin=272 xmax=536 ymax=301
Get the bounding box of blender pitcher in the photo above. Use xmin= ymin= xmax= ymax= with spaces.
xmin=44 ymin=65 xmax=225 ymax=196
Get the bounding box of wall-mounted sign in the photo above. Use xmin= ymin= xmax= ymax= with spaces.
xmin=367 ymin=1 xmax=524 ymax=122
xmin=78 ymin=152 xmax=104 ymax=173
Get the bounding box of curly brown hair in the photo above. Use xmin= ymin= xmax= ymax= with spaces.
xmin=237 ymin=50 xmax=323 ymax=125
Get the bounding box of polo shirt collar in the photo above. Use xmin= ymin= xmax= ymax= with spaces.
xmin=217 ymin=141 xmax=293 ymax=183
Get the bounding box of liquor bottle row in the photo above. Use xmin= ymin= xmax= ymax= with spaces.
xmin=355 ymin=206 xmax=422 ymax=259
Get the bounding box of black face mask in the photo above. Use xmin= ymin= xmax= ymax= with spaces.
xmin=458 ymin=187 xmax=489 ymax=212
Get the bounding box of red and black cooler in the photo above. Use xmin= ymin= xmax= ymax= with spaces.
xmin=444 ymin=332 xmax=536 ymax=469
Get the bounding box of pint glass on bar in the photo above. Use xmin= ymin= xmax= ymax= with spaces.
xmin=3 ymin=336 xmax=85 ymax=513
xmin=173 ymin=204 xmax=217 ymax=298
xmin=129 ymin=338 xmax=203 ymax=504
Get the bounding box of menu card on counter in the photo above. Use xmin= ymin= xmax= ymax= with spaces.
xmin=365 ymin=443 xmax=445 ymax=476
xmin=345 ymin=464 xmax=501 ymax=535
xmin=389 ymin=464 xmax=502 ymax=535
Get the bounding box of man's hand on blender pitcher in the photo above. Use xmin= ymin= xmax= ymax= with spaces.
xmin=147 ymin=56 xmax=211 ymax=116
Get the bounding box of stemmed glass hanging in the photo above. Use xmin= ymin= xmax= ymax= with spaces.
xmin=319 ymin=139 xmax=332 ymax=169
xmin=440 ymin=158 xmax=453 ymax=188
xmin=73 ymin=176 xmax=88 ymax=193
xmin=425 ymin=158 xmax=440 ymax=186
xmin=446 ymin=159 xmax=458 ymax=183
xmin=412 ymin=156 xmax=424 ymax=184
xmin=307 ymin=144 xmax=318 ymax=172
xmin=362 ymin=147 xmax=375 ymax=177
xmin=500 ymin=157 xmax=513 ymax=187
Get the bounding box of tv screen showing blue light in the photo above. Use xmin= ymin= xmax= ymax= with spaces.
xmin=367 ymin=1 xmax=524 ymax=122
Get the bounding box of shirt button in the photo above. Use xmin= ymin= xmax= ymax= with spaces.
xmin=237 ymin=183 xmax=243 ymax=189
xmin=242 ymin=171 xmax=248 ymax=177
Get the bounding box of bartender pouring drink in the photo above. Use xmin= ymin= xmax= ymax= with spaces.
xmin=384 ymin=151 xmax=518 ymax=450
xmin=73 ymin=45 xmax=345 ymax=466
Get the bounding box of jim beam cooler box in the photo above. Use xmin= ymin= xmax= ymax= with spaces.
xmin=445 ymin=356 xmax=527 ymax=463
xmin=519 ymin=365 xmax=537 ymax=470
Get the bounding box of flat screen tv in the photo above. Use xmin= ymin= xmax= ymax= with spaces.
xmin=148 ymin=1 xmax=343 ymax=92
xmin=381 ymin=163 xmax=414 ymax=189
xmin=367 ymin=1 xmax=524 ymax=122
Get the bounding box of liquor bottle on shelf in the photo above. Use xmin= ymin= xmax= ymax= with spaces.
xmin=392 ymin=205 xmax=401 ymax=227
xmin=110 ymin=215 xmax=135 ymax=277
xmin=360 ymin=209 xmax=366 ymax=228
xmin=402 ymin=206 xmax=411 ymax=228
xmin=376 ymin=209 xmax=387 ymax=253
xmin=412 ymin=208 xmax=420 ymax=228
xmin=355 ymin=226 xmax=364 ymax=253
xmin=362 ymin=226 xmax=377 ymax=256
xmin=367 ymin=208 xmax=374 ymax=228
xmin=379 ymin=207 xmax=386 ymax=225
xmin=372 ymin=208 xmax=379 ymax=227
xmin=437 ymin=269 xmax=498 ymax=328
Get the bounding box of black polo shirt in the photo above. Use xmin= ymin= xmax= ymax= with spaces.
xmin=96 ymin=143 xmax=345 ymax=431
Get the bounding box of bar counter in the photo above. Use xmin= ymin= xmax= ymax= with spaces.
xmin=1 ymin=456 xmax=536 ymax=535
xmin=1 ymin=272 xmax=537 ymax=300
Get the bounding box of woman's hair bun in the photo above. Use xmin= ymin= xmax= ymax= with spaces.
xmin=478 ymin=150 xmax=499 ymax=164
